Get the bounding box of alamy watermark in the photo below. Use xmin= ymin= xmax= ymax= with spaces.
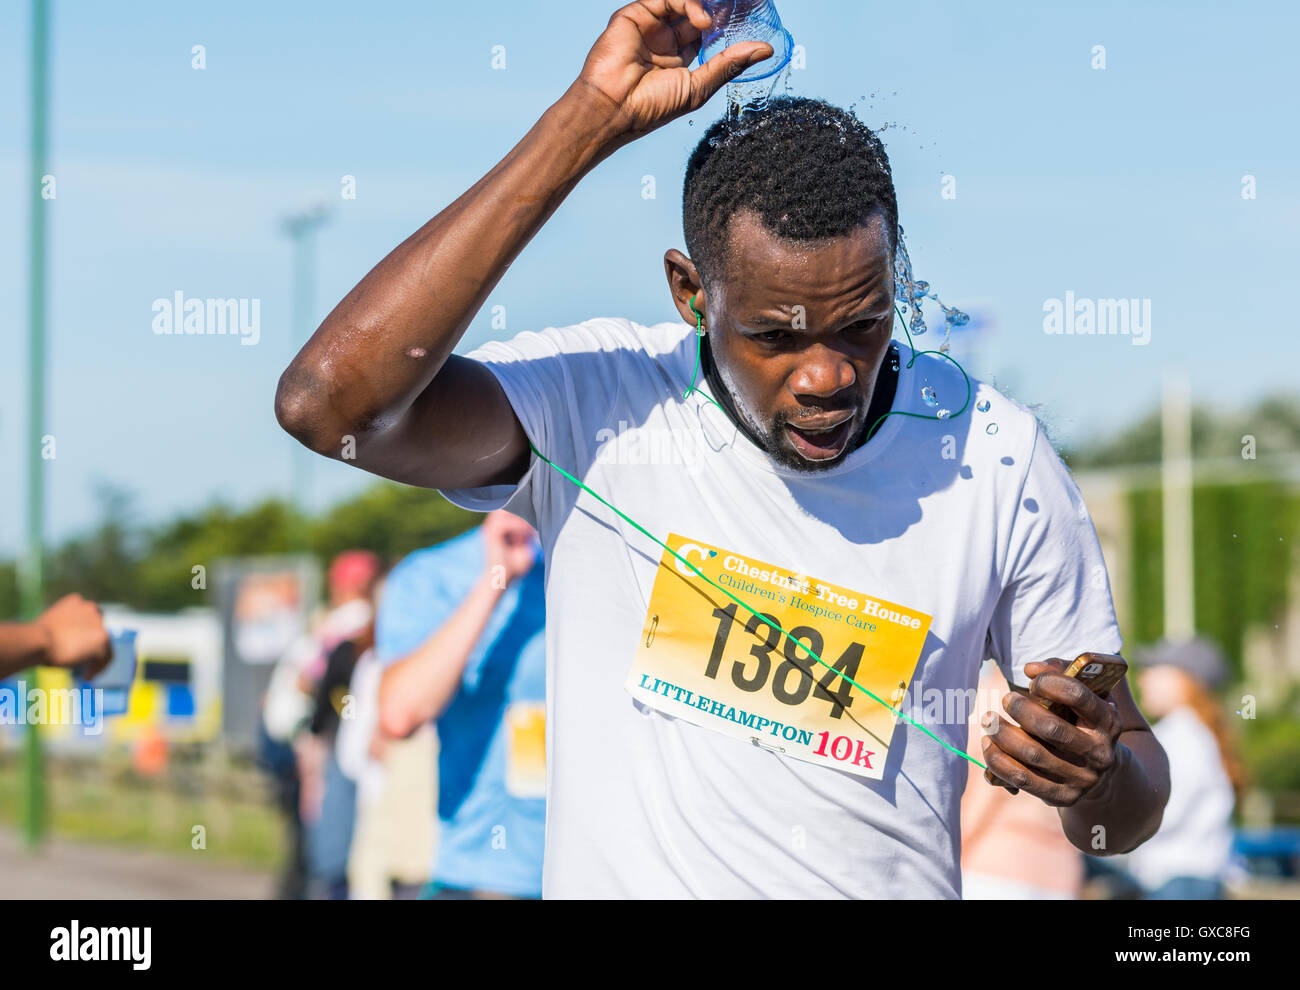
xmin=152 ymin=291 xmax=261 ymax=346
xmin=0 ymin=681 xmax=104 ymax=735
xmin=1043 ymin=291 xmax=1151 ymax=346
xmin=595 ymin=421 xmax=705 ymax=474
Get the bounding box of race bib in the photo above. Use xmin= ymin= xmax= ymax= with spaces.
xmin=504 ymin=701 xmax=546 ymax=799
xmin=625 ymin=534 xmax=931 ymax=780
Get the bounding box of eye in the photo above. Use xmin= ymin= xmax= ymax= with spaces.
xmin=843 ymin=318 xmax=890 ymax=338
xmin=752 ymin=329 xmax=791 ymax=345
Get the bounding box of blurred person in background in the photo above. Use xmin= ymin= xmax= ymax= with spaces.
xmin=960 ymin=660 xmax=1084 ymax=899
xmin=338 ymin=631 xmax=437 ymax=900
xmin=260 ymin=550 xmax=381 ymax=899
xmin=1123 ymin=638 xmax=1246 ymax=900
xmin=301 ymin=552 xmax=383 ymax=899
xmin=0 ymin=594 xmax=112 ymax=680
xmin=378 ymin=510 xmax=546 ymax=900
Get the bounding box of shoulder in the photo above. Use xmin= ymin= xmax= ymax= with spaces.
xmin=901 ymin=349 xmax=1043 ymax=461
xmin=467 ymin=317 xmax=692 ymax=366
xmin=462 ymin=318 xmax=696 ymax=429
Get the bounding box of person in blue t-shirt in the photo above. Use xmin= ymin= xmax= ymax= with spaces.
xmin=376 ymin=510 xmax=546 ymax=899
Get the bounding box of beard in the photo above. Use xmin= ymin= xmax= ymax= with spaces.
xmin=711 ymin=349 xmax=864 ymax=473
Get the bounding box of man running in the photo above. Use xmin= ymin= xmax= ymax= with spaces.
xmin=276 ymin=0 xmax=1169 ymax=898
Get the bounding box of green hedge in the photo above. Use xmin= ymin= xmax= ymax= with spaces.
xmin=1127 ymin=480 xmax=1298 ymax=680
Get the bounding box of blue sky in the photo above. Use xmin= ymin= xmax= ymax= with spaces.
xmin=1 ymin=0 xmax=1297 ymax=554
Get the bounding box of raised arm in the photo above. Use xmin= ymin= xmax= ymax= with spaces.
xmin=378 ymin=515 xmax=538 ymax=737
xmin=274 ymin=0 xmax=772 ymax=492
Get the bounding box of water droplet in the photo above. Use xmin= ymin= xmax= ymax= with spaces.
xmin=977 ymin=399 xmax=991 ymax=413
xmin=937 ymin=408 xmax=951 ymax=420
xmin=921 ymin=385 xmax=939 ymax=407
xmin=986 ymin=423 xmax=999 ymax=436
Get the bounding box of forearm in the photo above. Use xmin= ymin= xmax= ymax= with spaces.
xmin=378 ymin=575 xmax=505 ymax=737
xmin=0 ymin=622 xmax=50 ymax=679
xmin=276 ymin=82 xmax=627 ymax=450
xmin=1060 ymin=728 xmax=1170 ymax=855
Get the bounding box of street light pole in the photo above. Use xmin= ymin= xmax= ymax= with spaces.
xmin=21 ymin=0 xmax=51 ymax=850
xmin=281 ymin=204 xmax=330 ymax=550
xmin=1161 ymin=371 xmax=1196 ymax=641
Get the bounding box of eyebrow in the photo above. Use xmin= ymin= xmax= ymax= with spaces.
xmin=743 ymin=302 xmax=893 ymax=331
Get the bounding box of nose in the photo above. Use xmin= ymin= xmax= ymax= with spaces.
xmin=789 ymin=342 xmax=856 ymax=400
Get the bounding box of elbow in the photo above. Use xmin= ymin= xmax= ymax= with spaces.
xmin=1121 ymin=779 xmax=1172 ymax=854
xmin=1102 ymin=806 xmax=1167 ymax=857
xmin=275 ymin=365 xmax=342 ymax=456
xmin=378 ymin=709 xmax=415 ymax=742
xmin=378 ymin=704 xmax=417 ymax=742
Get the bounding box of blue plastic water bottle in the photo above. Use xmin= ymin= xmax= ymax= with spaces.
xmin=698 ymin=0 xmax=794 ymax=83
xmin=77 ymin=628 xmax=138 ymax=717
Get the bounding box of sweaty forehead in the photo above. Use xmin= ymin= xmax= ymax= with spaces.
xmin=719 ymin=209 xmax=894 ymax=312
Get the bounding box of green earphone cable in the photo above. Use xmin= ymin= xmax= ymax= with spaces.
xmin=526 ymin=435 xmax=985 ymax=769
xmin=683 ymin=294 xmax=727 ymax=413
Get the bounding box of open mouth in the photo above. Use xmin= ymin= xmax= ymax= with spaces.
xmin=784 ymin=415 xmax=856 ymax=461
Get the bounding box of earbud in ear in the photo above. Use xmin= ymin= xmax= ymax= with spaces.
xmin=688 ymin=293 xmax=706 ymax=336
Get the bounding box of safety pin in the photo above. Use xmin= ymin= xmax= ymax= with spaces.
xmin=645 ymin=614 xmax=659 ymax=647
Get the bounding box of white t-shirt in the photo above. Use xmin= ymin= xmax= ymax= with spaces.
xmin=1122 ymin=706 xmax=1235 ymax=891
xmin=442 ymin=317 xmax=1122 ymax=899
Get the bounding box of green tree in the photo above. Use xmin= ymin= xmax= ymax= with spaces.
xmin=1 ymin=482 xmax=481 ymax=619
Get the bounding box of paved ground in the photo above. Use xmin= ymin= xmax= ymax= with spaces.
xmin=0 ymin=827 xmax=275 ymax=899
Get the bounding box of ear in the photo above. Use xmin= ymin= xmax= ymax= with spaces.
xmin=664 ymin=250 xmax=706 ymax=328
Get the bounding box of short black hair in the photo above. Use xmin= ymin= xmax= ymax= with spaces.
xmin=682 ymin=97 xmax=898 ymax=290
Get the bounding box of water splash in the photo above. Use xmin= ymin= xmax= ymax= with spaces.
xmin=893 ymin=229 xmax=928 ymax=338
xmin=723 ymin=58 xmax=793 ymax=118
xmin=921 ymin=384 xmax=939 ymax=407
xmin=894 ymin=226 xmax=970 ymax=352
xmin=976 ymin=399 xmax=991 ymax=413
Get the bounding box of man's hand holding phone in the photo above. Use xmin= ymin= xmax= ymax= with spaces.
xmin=981 ymin=653 xmax=1129 ymax=807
